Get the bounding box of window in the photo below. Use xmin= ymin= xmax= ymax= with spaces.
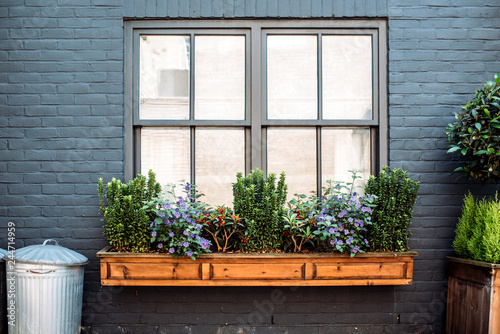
xmin=125 ymin=20 xmax=387 ymax=206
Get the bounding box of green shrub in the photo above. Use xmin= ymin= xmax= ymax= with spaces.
xmin=446 ymin=73 xmax=500 ymax=183
xmin=232 ymin=169 xmax=287 ymax=252
xmin=453 ymin=193 xmax=500 ymax=264
xmin=98 ymin=170 xmax=161 ymax=252
xmin=364 ymin=166 xmax=420 ymax=252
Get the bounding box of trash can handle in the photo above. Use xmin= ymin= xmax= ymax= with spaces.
xmin=29 ymin=269 xmax=53 ymax=274
xmin=42 ymin=239 xmax=59 ymax=246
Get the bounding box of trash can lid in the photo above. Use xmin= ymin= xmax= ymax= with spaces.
xmin=12 ymin=239 xmax=88 ymax=266
xmin=0 ymin=248 xmax=6 ymax=262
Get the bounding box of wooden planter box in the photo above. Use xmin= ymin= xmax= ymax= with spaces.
xmin=446 ymin=257 xmax=500 ymax=334
xmin=97 ymin=247 xmax=417 ymax=286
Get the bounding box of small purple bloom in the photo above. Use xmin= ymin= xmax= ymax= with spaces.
xmin=151 ymin=231 xmax=157 ymax=237
xmin=187 ymin=251 xmax=193 ymax=257
xmin=183 ymin=242 xmax=189 ymax=248
xmin=169 ymin=247 xmax=175 ymax=254
xmin=158 ymin=243 xmax=163 ymax=249
xmin=169 ymin=232 xmax=175 ymax=238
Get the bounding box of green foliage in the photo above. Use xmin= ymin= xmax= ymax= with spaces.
xmin=452 ymin=193 xmax=476 ymax=258
xmin=453 ymin=193 xmax=500 ymax=264
xmin=446 ymin=73 xmax=500 ymax=183
xmin=283 ymin=194 xmax=318 ymax=252
xmin=98 ymin=170 xmax=161 ymax=252
xmin=365 ymin=166 xmax=420 ymax=252
xmin=200 ymin=206 xmax=244 ymax=253
xmin=233 ymin=169 xmax=288 ymax=252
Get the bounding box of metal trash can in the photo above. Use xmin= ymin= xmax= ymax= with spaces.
xmin=0 ymin=248 xmax=7 ymax=334
xmin=6 ymin=239 xmax=88 ymax=334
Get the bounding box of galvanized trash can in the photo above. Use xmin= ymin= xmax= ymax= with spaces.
xmin=0 ymin=248 xmax=7 ymax=334
xmin=6 ymin=240 xmax=88 ymax=334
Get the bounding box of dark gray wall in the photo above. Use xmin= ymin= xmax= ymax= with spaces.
xmin=1 ymin=0 xmax=499 ymax=333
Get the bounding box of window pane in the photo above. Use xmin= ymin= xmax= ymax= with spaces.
xmin=267 ymin=128 xmax=317 ymax=199
xmin=195 ymin=36 xmax=245 ymax=120
xmin=322 ymin=128 xmax=370 ymax=193
xmin=141 ymin=127 xmax=190 ymax=191
xmin=267 ymin=35 xmax=317 ymax=120
xmin=322 ymin=35 xmax=372 ymax=120
xmin=195 ymin=128 xmax=245 ymax=207
xmin=140 ymin=36 xmax=190 ymax=120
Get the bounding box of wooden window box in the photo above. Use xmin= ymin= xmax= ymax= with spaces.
xmin=97 ymin=247 xmax=417 ymax=286
xmin=446 ymin=257 xmax=500 ymax=334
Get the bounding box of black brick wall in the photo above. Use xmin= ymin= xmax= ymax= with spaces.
xmin=1 ymin=0 xmax=500 ymax=333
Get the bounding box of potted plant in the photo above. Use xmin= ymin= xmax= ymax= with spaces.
xmin=446 ymin=73 xmax=500 ymax=183
xmin=97 ymin=169 xmax=418 ymax=287
xmin=446 ymin=193 xmax=500 ymax=334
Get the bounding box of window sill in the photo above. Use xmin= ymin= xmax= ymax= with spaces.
xmin=97 ymin=247 xmax=416 ymax=286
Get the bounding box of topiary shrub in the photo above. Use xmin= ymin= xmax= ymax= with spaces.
xmin=98 ymin=170 xmax=161 ymax=252
xmin=232 ymin=169 xmax=287 ymax=252
xmin=453 ymin=192 xmax=500 ymax=264
xmin=364 ymin=166 xmax=420 ymax=252
xmin=446 ymin=73 xmax=500 ymax=183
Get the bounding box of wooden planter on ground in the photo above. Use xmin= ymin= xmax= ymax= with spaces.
xmin=446 ymin=257 xmax=500 ymax=334
xmin=97 ymin=247 xmax=417 ymax=286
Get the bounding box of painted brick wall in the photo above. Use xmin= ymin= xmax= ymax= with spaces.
xmin=1 ymin=0 xmax=499 ymax=333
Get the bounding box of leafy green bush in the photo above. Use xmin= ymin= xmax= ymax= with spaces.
xmin=98 ymin=170 xmax=161 ymax=252
xmin=364 ymin=166 xmax=420 ymax=252
xmin=233 ymin=169 xmax=287 ymax=252
xmin=446 ymin=73 xmax=500 ymax=183
xmin=453 ymin=192 xmax=500 ymax=264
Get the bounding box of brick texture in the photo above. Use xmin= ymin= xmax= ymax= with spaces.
xmin=1 ymin=0 xmax=500 ymax=332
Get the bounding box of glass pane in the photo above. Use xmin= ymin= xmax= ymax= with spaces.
xmin=322 ymin=35 xmax=372 ymax=120
xmin=267 ymin=128 xmax=317 ymax=200
xmin=141 ymin=127 xmax=190 ymax=194
xmin=322 ymin=128 xmax=370 ymax=194
xmin=140 ymin=35 xmax=190 ymax=120
xmin=195 ymin=36 xmax=245 ymax=120
xmin=195 ymin=128 xmax=245 ymax=207
xmin=267 ymin=35 xmax=317 ymax=120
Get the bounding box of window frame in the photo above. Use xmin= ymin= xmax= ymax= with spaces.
xmin=124 ymin=20 xmax=388 ymax=196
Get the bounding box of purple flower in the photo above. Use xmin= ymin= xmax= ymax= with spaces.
xmin=187 ymin=251 xmax=193 ymax=257
xmin=336 ymin=240 xmax=343 ymax=247
xmin=364 ymin=239 xmax=369 ymax=245
xmin=338 ymin=210 xmax=347 ymax=218
xmin=348 ymin=217 xmax=353 ymax=223
xmin=328 ymin=228 xmax=335 ymax=234
xmin=169 ymin=232 xmax=175 ymax=238
xmin=346 ymin=236 xmax=354 ymax=245
xmin=352 ymin=246 xmax=360 ymax=253
xmin=169 ymin=247 xmax=175 ymax=254
xmin=361 ymin=207 xmax=372 ymax=214
xmin=158 ymin=243 xmax=163 ymax=249
xmin=183 ymin=242 xmax=189 ymax=248
xmin=183 ymin=230 xmax=189 ymax=236
xmin=151 ymin=231 xmax=157 ymax=237
xmin=174 ymin=211 xmax=181 ymax=219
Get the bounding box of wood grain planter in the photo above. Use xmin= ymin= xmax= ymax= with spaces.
xmin=97 ymin=247 xmax=416 ymax=286
xmin=446 ymin=257 xmax=500 ymax=334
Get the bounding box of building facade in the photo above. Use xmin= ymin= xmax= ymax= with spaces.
xmin=1 ymin=0 xmax=500 ymax=332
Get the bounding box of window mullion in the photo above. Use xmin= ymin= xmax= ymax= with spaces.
xmin=251 ymin=26 xmax=263 ymax=172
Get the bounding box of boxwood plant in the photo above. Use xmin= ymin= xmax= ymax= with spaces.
xmin=98 ymin=170 xmax=161 ymax=252
xmin=446 ymin=73 xmax=500 ymax=183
